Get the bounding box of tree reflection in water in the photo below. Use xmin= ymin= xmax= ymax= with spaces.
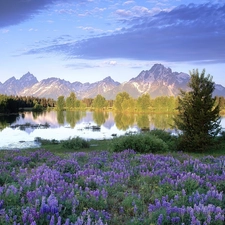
xmin=0 ymin=114 xmax=18 ymax=130
xmin=136 ymin=114 xmax=150 ymax=130
xmin=57 ymin=111 xmax=65 ymax=125
xmin=66 ymin=111 xmax=86 ymax=128
xmin=93 ymin=111 xmax=109 ymax=126
xmin=2 ymin=110 xmax=176 ymax=132
xmin=114 ymin=112 xmax=135 ymax=130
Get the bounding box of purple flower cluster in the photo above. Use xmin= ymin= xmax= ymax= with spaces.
xmin=0 ymin=149 xmax=225 ymax=224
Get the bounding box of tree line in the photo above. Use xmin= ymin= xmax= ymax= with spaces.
xmin=0 ymin=95 xmax=56 ymax=113
xmin=56 ymin=92 xmax=225 ymax=113
xmin=1 ymin=86 xmax=225 ymax=115
xmin=56 ymin=92 xmax=178 ymax=112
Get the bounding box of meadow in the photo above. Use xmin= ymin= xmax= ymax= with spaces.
xmin=0 ymin=147 xmax=225 ymax=224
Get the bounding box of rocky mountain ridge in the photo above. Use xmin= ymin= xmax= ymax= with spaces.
xmin=1 ymin=64 xmax=225 ymax=99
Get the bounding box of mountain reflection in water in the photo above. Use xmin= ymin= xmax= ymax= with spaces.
xmin=0 ymin=110 xmax=183 ymax=149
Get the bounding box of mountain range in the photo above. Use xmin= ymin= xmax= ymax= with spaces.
xmin=1 ymin=64 xmax=225 ymax=100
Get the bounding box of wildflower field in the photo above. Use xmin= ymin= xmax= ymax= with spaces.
xmin=0 ymin=149 xmax=225 ymax=224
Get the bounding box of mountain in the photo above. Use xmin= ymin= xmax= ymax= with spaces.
xmin=103 ymin=64 xmax=225 ymax=99
xmin=20 ymin=77 xmax=76 ymax=99
xmin=76 ymin=76 xmax=120 ymax=99
xmin=0 ymin=72 xmax=38 ymax=95
xmin=20 ymin=76 xmax=120 ymax=99
xmin=1 ymin=64 xmax=225 ymax=99
xmin=104 ymin=64 xmax=191 ymax=99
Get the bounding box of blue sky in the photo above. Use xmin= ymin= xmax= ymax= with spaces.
xmin=0 ymin=0 xmax=224 ymax=85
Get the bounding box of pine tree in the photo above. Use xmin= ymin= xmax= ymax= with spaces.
xmin=174 ymin=69 xmax=221 ymax=152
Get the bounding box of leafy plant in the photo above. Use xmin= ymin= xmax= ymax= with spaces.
xmin=110 ymin=133 xmax=169 ymax=153
xmin=61 ymin=137 xmax=90 ymax=150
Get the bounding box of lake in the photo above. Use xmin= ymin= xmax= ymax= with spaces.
xmin=0 ymin=110 xmax=224 ymax=149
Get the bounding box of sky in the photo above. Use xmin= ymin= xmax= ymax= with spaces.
xmin=0 ymin=0 xmax=225 ymax=85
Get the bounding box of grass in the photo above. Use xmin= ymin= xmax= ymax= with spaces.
xmin=29 ymin=131 xmax=225 ymax=158
xmin=35 ymin=138 xmax=111 ymax=155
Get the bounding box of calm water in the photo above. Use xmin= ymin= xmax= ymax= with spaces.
xmin=0 ymin=110 xmax=224 ymax=149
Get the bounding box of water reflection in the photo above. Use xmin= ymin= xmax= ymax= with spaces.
xmin=114 ymin=113 xmax=135 ymax=130
xmin=136 ymin=114 xmax=150 ymax=130
xmin=0 ymin=110 xmax=194 ymax=149
xmin=150 ymin=114 xmax=175 ymax=130
xmin=0 ymin=114 xmax=18 ymax=130
xmin=57 ymin=111 xmax=65 ymax=125
xmin=66 ymin=111 xmax=86 ymax=128
xmin=93 ymin=111 xmax=109 ymax=126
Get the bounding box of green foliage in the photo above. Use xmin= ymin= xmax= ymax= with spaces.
xmin=66 ymin=92 xmax=76 ymax=109
xmin=114 ymin=92 xmax=135 ymax=111
xmin=110 ymin=132 xmax=169 ymax=153
xmin=174 ymin=69 xmax=221 ymax=152
xmin=0 ymin=95 xmax=19 ymax=113
xmin=57 ymin=95 xmax=65 ymax=111
xmin=32 ymin=102 xmax=44 ymax=112
xmin=0 ymin=94 xmax=55 ymax=113
xmin=152 ymin=96 xmax=177 ymax=112
xmin=149 ymin=129 xmax=178 ymax=151
xmin=136 ymin=93 xmax=151 ymax=112
xmin=92 ymin=94 xmax=108 ymax=109
xmin=61 ymin=137 xmax=90 ymax=150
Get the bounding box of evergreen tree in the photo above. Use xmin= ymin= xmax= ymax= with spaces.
xmin=174 ymin=69 xmax=221 ymax=152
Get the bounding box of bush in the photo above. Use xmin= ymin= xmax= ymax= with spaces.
xmin=148 ymin=129 xmax=178 ymax=151
xmin=110 ymin=133 xmax=169 ymax=153
xmin=61 ymin=137 xmax=90 ymax=150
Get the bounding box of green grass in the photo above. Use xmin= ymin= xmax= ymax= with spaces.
xmin=35 ymin=138 xmax=110 ymax=155
xmin=14 ymin=131 xmax=225 ymax=157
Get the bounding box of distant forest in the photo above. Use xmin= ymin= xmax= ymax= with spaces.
xmin=1 ymin=92 xmax=225 ymax=114
xmin=0 ymin=95 xmax=56 ymax=113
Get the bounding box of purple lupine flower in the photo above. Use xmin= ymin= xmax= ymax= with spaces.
xmin=56 ymin=216 xmax=61 ymax=225
xmin=63 ymin=218 xmax=70 ymax=225
xmin=134 ymin=204 xmax=138 ymax=214
xmin=101 ymin=188 xmax=108 ymax=199
xmin=49 ymin=215 xmax=55 ymax=225
xmin=5 ymin=214 xmax=10 ymax=223
xmin=119 ymin=206 xmax=124 ymax=214
xmin=182 ymin=189 xmax=186 ymax=196
xmin=157 ymin=214 xmax=163 ymax=225
xmin=0 ymin=200 xmax=3 ymax=209
xmin=47 ymin=193 xmax=59 ymax=214
xmin=207 ymin=214 xmax=211 ymax=224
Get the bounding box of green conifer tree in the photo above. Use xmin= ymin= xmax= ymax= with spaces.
xmin=174 ymin=69 xmax=221 ymax=152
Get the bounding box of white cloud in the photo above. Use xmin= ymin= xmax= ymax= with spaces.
xmin=56 ymin=9 xmax=76 ymax=14
xmin=28 ymin=28 xmax=38 ymax=32
xmin=115 ymin=9 xmax=132 ymax=17
xmin=1 ymin=29 xmax=9 ymax=34
xmin=123 ymin=1 xmax=135 ymax=5
xmin=47 ymin=20 xmax=54 ymax=23
xmin=77 ymin=26 xmax=103 ymax=33
xmin=93 ymin=7 xmax=107 ymax=13
xmin=103 ymin=60 xmax=117 ymax=66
